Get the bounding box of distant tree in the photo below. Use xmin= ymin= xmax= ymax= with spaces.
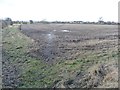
xmin=98 ymin=17 xmax=104 ymax=24
xmin=5 ymin=17 xmax=13 ymax=25
xmin=40 ymin=19 xmax=50 ymax=24
xmin=1 ymin=17 xmax=13 ymax=29
xmin=106 ymin=21 xmax=112 ymax=25
xmin=13 ymin=21 xmax=20 ymax=24
xmin=29 ymin=20 xmax=33 ymax=24
xmin=22 ymin=21 xmax=27 ymax=24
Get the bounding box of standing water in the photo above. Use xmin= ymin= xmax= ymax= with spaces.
xmin=41 ymin=32 xmax=56 ymax=61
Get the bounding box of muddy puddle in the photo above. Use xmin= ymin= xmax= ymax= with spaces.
xmin=61 ymin=29 xmax=70 ymax=32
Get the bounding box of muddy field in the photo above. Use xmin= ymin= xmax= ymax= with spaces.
xmin=21 ymin=24 xmax=118 ymax=63
xmin=2 ymin=24 xmax=118 ymax=88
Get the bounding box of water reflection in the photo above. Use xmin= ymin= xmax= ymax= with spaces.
xmin=41 ymin=32 xmax=56 ymax=61
xmin=61 ymin=29 xmax=70 ymax=32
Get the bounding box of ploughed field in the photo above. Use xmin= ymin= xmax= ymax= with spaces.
xmin=21 ymin=24 xmax=118 ymax=63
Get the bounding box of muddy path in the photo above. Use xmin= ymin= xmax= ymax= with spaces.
xmin=20 ymin=24 xmax=118 ymax=63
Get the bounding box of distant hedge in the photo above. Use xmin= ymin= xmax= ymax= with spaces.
xmin=1 ymin=18 xmax=13 ymax=29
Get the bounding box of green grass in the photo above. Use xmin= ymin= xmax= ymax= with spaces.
xmin=2 ymin=26 xmax=118 ymax=88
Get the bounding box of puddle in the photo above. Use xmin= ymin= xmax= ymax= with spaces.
xmin=53 ymin=29 xmax=70 ymax=32
xmin=47 ymin=33 xmax=52 ymax=38
xmin=61 ymin=29 xmax=70 ymax=32
xmin=53 ymin=30 xmax=56 ymax=31
xmin=46 ymin=33 xmax=55 ymax=42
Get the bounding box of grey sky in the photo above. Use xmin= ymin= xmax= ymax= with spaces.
xmin=0 ymin=0 xmax=119 ymax=22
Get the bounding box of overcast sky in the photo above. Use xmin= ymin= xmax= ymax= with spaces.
xmin=0 ymin=0 xmax=119 ymax=22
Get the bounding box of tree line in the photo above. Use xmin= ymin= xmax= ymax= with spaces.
xmin=1 ymin=17 xmax=119 ymax=29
